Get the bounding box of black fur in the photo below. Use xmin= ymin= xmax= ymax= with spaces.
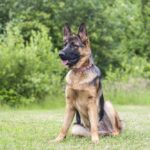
xmin=75 ymin=110 xmax=81 ymax=124
xmin=99 ymin=93 xmax=104 ymax=121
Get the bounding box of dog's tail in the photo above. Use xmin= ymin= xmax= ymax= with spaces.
xmin=104 ymin=101 xmax=122 ymax=134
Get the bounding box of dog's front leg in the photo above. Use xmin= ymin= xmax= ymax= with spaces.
xmin=88 ymin=99 xmax=99 ymax=144
xmin=55 ymin=102 xmax=75 ymax=142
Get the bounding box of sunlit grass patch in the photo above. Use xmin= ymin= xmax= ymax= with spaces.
xmin=0 ymin=106 xmax=150 ymax=150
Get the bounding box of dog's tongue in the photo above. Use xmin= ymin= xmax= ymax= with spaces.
xmin=62 ymin=60 xmax=69 ymax=65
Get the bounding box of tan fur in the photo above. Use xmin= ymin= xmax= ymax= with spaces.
xmin=55 ymin=68 xmax=122 ymax=143
xmin=55 ymin=24 xmax=122 ymax=144
xmin=71 ymin=101 xmax=122 ymax=137
xmin=72 ymin=42 xmax=91 ymax=69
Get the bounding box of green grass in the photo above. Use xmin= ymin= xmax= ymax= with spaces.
xmin=0 ymin=105 xmax=150 ymax=150
xmin=103 ymin=79 xmax=150 ymax=105
xmin=104 ymin=89 xmax=150 ymax=105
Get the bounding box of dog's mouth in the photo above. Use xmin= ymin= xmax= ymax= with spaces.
xmin=61 ymin=57 xmax=79 ymax=67
xmin=62 ymin=60 xmax=69 ymax=65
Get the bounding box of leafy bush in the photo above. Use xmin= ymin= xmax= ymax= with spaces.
xmin=106 ymin=56 xmax=150 ymax=81
xmin=0 ymin=0 xmax=149 ymax=75
xmin=0 ymin=0 xmax=149 ymax=106
xmin=0 ymin=24 xmax=64 ymax=106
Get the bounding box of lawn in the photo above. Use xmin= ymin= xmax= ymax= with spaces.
xmin=0 ymin=105 xmax=150 ymax=150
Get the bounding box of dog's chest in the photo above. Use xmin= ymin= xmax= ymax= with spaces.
xmin=66 ymin=70 xmax=97 ymax=90
xmin=74 ymin=90 xmax=89 ymax=110
xmin=65 ymin=69 xmax=100 ymax=128
xmin=74 ymin=90 xmax=91 ymax=127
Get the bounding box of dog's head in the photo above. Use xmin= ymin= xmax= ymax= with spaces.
xmin=59 ymin=23 xmax=91 ymax=69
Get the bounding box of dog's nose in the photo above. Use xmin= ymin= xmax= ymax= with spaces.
xmin=59 ymin=51 xmax=66 ymax=59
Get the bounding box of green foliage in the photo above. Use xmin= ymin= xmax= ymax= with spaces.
xmin=0 ymin=0 xmax=149 ymax=74
xmin=0 ymin=0 xmax=149 ymax=106
xmin=106 ymin=56 xmax=150 ymax=81
xmin=103 ymin=78 xmax=150 ymax=105
xmin=0 ymin=25 xmax=64 ymax=106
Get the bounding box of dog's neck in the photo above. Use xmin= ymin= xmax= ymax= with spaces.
xmin=72 ymin=56 xmax=94 ymax=73
xmin=74 ymin=63 xmax=93 ymax=73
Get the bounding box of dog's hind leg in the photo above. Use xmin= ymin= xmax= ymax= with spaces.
xmin=71 ymin=124 xmax=90 ymax=137
xmin=98 ymin=101 xmax=122 ymax=136
xmin=71 ymin=102 xmax=122 ymax=137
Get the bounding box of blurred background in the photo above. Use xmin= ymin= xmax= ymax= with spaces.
xmin=0 ymin=0 xmax=149 ymax=109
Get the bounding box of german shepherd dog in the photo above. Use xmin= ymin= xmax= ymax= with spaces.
xmin=55 ymin=23 xmax=122 ymax=144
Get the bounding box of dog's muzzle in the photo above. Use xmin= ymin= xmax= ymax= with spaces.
xmin=59 ymin=50 xmax=80 ymax=67
xmin=59 ymin=51 xmax=66 ymax=60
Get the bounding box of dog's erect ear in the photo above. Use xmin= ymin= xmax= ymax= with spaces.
xmin=78 ymin=23 xmax=88 ymax=43
xmin=63 ymin=23 xmax=71 ymax=41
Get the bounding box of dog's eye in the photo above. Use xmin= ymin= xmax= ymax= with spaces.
xmin=73 ymin=44 xmax=79 ymax=47
xmin=71 ymin=43 xmax=80 ymax=48
xmin=79 ymin=43 xmax=84 ymax=48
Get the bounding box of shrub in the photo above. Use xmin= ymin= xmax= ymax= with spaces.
xmin=0 ymin=24 xmax=64 ymax=107
xmin=106 ymin=56 xmax=150 ymax=81
xmin=0 ymin=0 xmax=149 ymax=75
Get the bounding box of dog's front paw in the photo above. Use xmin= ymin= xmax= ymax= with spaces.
xmin=49 ymin=134 xmax=65 ymax=143
xmin=92 ymin=136 xmax=99 ymax=144
xmin=54 ymin=134 xmax=65 ymax=143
